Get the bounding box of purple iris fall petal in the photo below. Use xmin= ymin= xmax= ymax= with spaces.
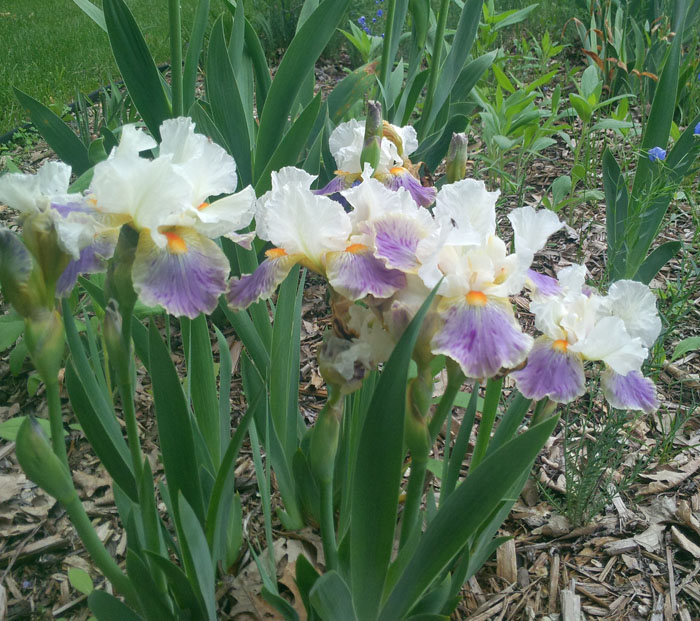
xmin=385 ymin=169 xmax=436 ymax=207
xmin=601 ymin=368 xmax=658 ymax=413
xmin=131 ymin=229 xmax=230 ymax=319
xmin=326 ymin=247 xmax=406 ymax=300
xmin=373 ymin=215 xmax=425 ymax=271
xmin=511 ymin=336 xmax=586 ymax=402
xmin=227 ymin=252 xmax=298 ymax=310
xmin=526 ymin=269 xmax=561 ymax=296
xmin=431 ymin=296 xmax=533 ymax=379
xmin=56 ymin=235 xmax=116 ymax=297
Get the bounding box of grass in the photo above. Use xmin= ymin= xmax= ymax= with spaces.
xmin=0 ymin=0 xmax=198 ymax=135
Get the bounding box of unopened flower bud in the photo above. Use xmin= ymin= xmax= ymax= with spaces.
xmin=16 ymin=417 xmax=76 ymax=504
xmin=360 ymin=100 xmax=383 ymax=172
xmin=103 ymin=300 xmax=131 ymax=386
xmin=309 ymin=395 xmax=343 ymax=484
xmin=0 ymin=229 xmax=44 ymax=316
xmin=22 ymin=211 xmax=71 ymax=297
xmin=446 ymin=133 xmax=469 ymax=183
xmin=25 ymin=309 xmax=65 ymax=382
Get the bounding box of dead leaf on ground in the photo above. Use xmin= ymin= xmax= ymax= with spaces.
xmin=638 ymin=458 xmax=700 ymax=495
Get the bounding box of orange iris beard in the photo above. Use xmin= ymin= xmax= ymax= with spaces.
xmin=465 ymin=290 xmax=488 ymax=306
xmin=164 ymin=231 xmax=188 ymax=254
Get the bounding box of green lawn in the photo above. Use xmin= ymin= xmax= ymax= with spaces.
xmin=0 ymin=0 xmax=198 ymax=134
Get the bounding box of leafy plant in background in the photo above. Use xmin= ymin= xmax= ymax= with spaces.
xmin=472 ymin=63 xmax=563 ymax=200
xmin=564 ymin=63 xmax=634 ymax=187
xmin=568 ymin=0 xmax=700 ymax=124
xmin=603 ymin=11 xmax=700 ymax=285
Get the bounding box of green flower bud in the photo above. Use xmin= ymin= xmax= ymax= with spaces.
xmin=103 ymin=300 xmax=132 ymax=386
xmin=22 ymin=211 xmax=71 ymax=299
xmin=360 ymin=100 xmax=383 ymax=172
xmin=309 ymin=394 xmax=343 ymax=484
xmin=0 ymin=229 xmax=45 ymax=317
xmin=16 ymin=417 xmax=76 ymax=504
xmin=25 ymin=309 xmax=65 ymax=382
xmin=446 ymin=133 xmax=468 ymax=183
xmin=404 ymin=365 xmax=432 ymax=457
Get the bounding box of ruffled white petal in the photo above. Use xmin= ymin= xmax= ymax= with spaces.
xmin=570 ymin=315 xmax=647 ymax=375
xmin=508 ymin=206 xmax=562 ymax=255
xmin=255 ymin=167 xmax=351 ymax=267
xmin=602 ymin=280 xmax=661 ymax=348
xmin=0 ymin=161 xmax=74 ymax=214
xmin=159 ymin=117 xmax=238 ymax=203
xmin=434 ymin=178 xmax=499 ymax=244
xmin=193 ymin=185 xmax=256 ymax=238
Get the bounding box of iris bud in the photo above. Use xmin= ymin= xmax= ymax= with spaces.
xmin=446 ymin=133 xmax=469 ymax=183
xmin=360 ymin=100 xmax=383 ymax=172
xmin=16 ymin=417 xmax=76 ymax=504
xmin=25 ymin=309 xmax=65 ymax=382
xmin=0 ymin=229 xmax=44 ymax=317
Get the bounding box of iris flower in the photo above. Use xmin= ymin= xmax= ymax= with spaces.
xmin=417 ymin=180 xmax=563 ymax=378
xmin=512 ymin=265 xmax=660 ymax=413
xmin=89 ymin=117 xmax=256 ymax=318
xmin=0 ymin=160 xmax=115 ymax=296
xmin=315 ymin=119 xmax=436 ymax=207
xmin=227 ymin=167 xmax=407 ymax=309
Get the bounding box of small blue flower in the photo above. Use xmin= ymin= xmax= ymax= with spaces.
xmin=648 ymin=146 xmax=667 ymax=162
xmin=364 ymin=26 xmax=371 ymax=34
xmin=377 ymin=8 xmax=383 ymax=16
xmin=372 ymin=17 xmax=376 ymax=22
xmin=694 ymin=121 xmax=700 ymax=135
xmin=358 ymin=15 xmax=366 ymax=25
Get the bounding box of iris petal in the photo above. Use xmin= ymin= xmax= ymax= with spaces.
xmin=511 ymin=336 xmax=585 ymax=402
xmin=431 ymin=296 xmax=532 ymax=379
xmin=56 ymin=232 xmax=117 ymax=297
xmin=601 ymin=368 xmax=658 ymax=413
xmin=326 ymin=247 xmax=406 ymax=300
xmin=227 ymin=253 xmax=299 ymax=310
xmin=132 ymin=228 xmax=229 ymax=318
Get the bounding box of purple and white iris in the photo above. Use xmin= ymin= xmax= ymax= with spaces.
xmin=0 ymin=161 xmax=116 ymax=296
xmin=512 ymin=265 xmax=660 ymax=413
xmin=416 ymin=181 xmax=563 ymax=379
xmin=227 ymin=166 xmax=407 ymax=309
xmin=315 ymin=119 xmax=437 ymax=207
xmin=88 ymin=118 xmax=256 ymax=318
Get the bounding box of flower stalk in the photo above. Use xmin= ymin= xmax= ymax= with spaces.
xmin=168 ymin=0 xmax=183 ymax=117
xmin=471 ymin=377 xmax=504 ymax=470
xmin=309 ymin=389 xmax=344 ymax=571
xmin=399 ymin=363 xmax=433 ymax=547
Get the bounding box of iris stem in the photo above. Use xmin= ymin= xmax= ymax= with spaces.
xmin=46 ymin=379 xmax=68 ymax=469
xmin=429 ymin=361 xmax=466 ymax=442
xmin=319 ymin=478 xmax=338 ymax=571
xmin=471 ymin=377 xmax=503 ymax=470
xmin=119 ymin=382 xmax=144 ymax=485
xmin=420 ymin=0 xmax=450 ymax=140
xmin=399 ymin=456 xmax=428 ymax=548
xmin=168 ymin=0 xmax=183 ymax=117
xmin=378 ymin=0 xmax=397 ymax=108
xmin=64 ymin=493 xmax=139 ymax=608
